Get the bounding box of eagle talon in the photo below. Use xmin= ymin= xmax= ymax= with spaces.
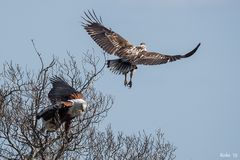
xmin=127 ymin=81 xmax=132 ymax=88
xmin=124 ymin=80 xmax=128 ymax=86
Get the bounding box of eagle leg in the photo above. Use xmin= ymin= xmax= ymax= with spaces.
xmin=127 ymin=69 xmax=134 ymax=88
xmin=63 ymin=118 xmax=71 ymax=141
xmin=124 ymin=73 xmax=128 ymax=86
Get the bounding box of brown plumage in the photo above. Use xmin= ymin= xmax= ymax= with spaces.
xmin=82 ymin=10 xmax=201 ymax=88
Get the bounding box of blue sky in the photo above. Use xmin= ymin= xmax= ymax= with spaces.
xmin=1 ymin=1 xmax=240 ymax=159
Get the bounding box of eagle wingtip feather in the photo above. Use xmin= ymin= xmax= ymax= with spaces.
xmin=184 ymin=42 xmax=201 ymax=58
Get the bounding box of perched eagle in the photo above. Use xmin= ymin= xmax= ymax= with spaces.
xmin=36 ymin=76 xmax=87 ymax=133
xmin=82 ymin=10 xmax=201 ymax=88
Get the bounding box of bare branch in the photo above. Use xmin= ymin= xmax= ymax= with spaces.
xmin=0 ymin=43 xmax=175 ymax=159
xmin=80 ymin=50 xmax=107 ymax=92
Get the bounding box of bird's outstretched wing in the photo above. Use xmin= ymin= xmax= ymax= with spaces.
xmin=48 ymin=76 xmax=83 ymax=104
xmin=132 ymin=43 xmax=201 ymax=65
xmin=82 ymin=10 xmax=133 ymax=56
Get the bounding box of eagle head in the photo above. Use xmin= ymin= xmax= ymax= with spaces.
xmin=68 ymin=99 xmax=88 ymax=118
xmin=139 ymin=43 xmax=147 ymax=51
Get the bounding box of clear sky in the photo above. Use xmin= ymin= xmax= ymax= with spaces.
xmin=1 ymin=1 xmax=240 ymax=160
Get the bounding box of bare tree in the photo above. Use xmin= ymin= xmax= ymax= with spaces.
xmin=0 ymin=42 xmax=176 ymax=160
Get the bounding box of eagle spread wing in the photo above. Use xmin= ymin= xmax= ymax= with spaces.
xmin=48 ymin=76 xmax=83 ymax=104
xmin=82 ymin=10 xmax=133 ymax=56
xmin=83 ymin=10 xmax=200 ymax=66
xmin=132 ymin=43 xmax=201 ymax=65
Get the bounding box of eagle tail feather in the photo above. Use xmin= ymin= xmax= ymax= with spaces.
xmin=107 ymin=59 xmax=136 ymax=75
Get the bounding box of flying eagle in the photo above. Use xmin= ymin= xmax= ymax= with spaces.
xmin=82 ymin=10 xmax=201 ymax=88
xmin=36 ymin=76 xmax=87 ymax=133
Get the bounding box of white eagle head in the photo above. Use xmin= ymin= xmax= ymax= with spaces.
xmin=68 ymin=99 xmax=88 ymax=117
xmin=139 ymin=42 xmax=147 ymax=51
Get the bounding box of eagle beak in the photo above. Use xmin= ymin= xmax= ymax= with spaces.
xmin=77 ymin=100 xmax=87 ymax=113
xmin=77 ymin=109 xmax=83 ymax=113
xmin=79 ymin=105 xmax=86 ymax=112
xmin=80 ymin=108 xmax=85 ymax=112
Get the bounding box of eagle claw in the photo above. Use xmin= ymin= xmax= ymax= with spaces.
xmin=127 ymin=81 xmax=132 ymax=88
xmin=124 ymin=80 xmax=128 ymax=86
